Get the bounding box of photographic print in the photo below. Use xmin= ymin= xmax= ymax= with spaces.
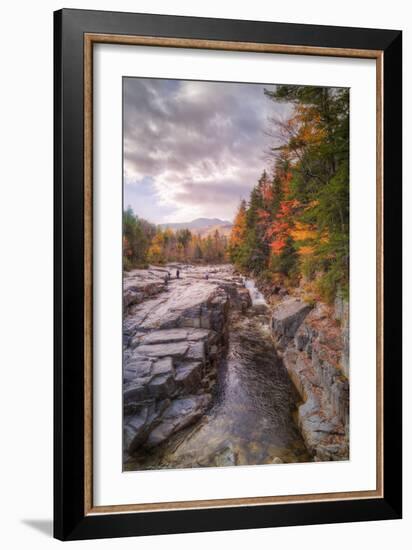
xmin=122 ymin=77 xmax=350 ymax=471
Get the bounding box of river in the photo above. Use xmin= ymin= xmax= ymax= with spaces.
xmin=124 ymin=264 xmax=311 ymax=469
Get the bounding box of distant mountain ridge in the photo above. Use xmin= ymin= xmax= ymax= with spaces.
xmin=159 ymin=217 xmax=232 ymax=230
xmin=159 ymin=217 xmax=233 ymax=238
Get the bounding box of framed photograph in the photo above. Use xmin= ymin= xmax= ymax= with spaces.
xmin=54 ymin=8 xmax=402 ymax=541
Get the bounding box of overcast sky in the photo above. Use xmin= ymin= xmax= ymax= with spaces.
xmin=123 ymin=77 xmax=291 ymax=224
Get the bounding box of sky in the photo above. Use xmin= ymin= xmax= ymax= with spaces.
xmin=123 ymin=77 xmax=291 ymax=224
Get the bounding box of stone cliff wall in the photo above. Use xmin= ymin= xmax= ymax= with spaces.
xmin=270 ymin=297 xmax=349 ymax=461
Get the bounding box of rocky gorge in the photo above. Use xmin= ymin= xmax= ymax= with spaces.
xmin=271 ymin=297 xmax=349 ymax=461
xmin=123 ymin=264 xmax=349 ymax=470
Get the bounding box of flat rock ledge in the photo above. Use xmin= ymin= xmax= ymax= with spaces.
xmin=123 ymin=265 xmax=247 ymax=457
xmin=123 ymin=266 xmax=169 ymax=313
xmin=271 ymin=299 xmax=349 ymax=461
xmin=124 ymin=327 xmax=221 ymax=454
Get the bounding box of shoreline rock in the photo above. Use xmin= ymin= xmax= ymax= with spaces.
xmin=270 ymin=296 xmax=349 ymax=461
xmin=123 ymin=265 xmax=245 ymax=457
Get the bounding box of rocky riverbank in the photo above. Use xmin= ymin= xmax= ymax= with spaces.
xmin=123 ymin=263 xmax=349 ymax=469
xmin=123 ymin=265 xmax=250 ymax=462
xmin=269 ymin=295 xmax=349 ymax=461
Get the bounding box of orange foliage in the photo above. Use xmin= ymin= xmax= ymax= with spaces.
xmin=229 ymin=202 xmax=247 ymax=247
xmin=266 ymin=198 xmax=300 ymax=255
xmin=290 ymin=221 xmax=317 ymax=242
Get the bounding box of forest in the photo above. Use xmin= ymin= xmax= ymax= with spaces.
xmin=123 ymin=84 xmax=349 ymax=304
xmin=123 ymin=207 xmax=228 ymax=270
xmin=229 ymin=85 xmax=349 ymax=303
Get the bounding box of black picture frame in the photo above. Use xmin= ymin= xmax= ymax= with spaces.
xmin=54 ymin=8 xmax=402 ymax=541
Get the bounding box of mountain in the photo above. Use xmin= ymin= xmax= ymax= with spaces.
xmin=159 ymin=218 xmax=232 ymax=231
xmin=158 ymin=218 xmax=232 ymax=237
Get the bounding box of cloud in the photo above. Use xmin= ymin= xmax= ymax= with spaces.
xmin=123 ymin=77 xmax=290 ymax=223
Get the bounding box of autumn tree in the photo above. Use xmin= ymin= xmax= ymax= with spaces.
xmin=123 ymin=207 xmax=156 ymax=270
xmin=229 ymin=200 xmax=247 ymax=266
xmin=265 ymin=85 xmax=349 ymax=300
xmin=229 ymin=84 xmax=349 ymax=302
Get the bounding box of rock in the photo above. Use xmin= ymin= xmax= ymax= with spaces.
xmin=221 ymin=284 xmax=251 ymax=312
xmin=140 ymin=329 xmax=190 ymax=345
xmin=283 ymin=350 xmax=314 ymax=402
xmin=330 ymin=377 xmax=349 ymax=426
xmin=315 ymin=443 xmax=349 ymax=461
xmin=271 ymin=299 xmax=312 ymax=349
xmin=123 ymin=274 xmax=166 ymax=313
xmin=186 ymin=341 xmax=205 ymax=362
xmin=123 ymin=358 xmax=152 ymax=382
xmin=334 ymin=297 xmax=350 ymax=378
xmin=272 ymin=457 xmax=283 ymax=464
xmin=213 ymin=442 xmax=237 ymax=467
xmin=139 ymin=327 xmax=212 ymax=346
xmin=122 ymin=265 xmax=239 ymax=461
xmin=124 ymin=378 xmax=150 ymax=403
xmin=124 ymin=409 xmax=150 ymax=452
xmin=124 ymin=399 xmax=171 ymax=452
xmin=151 ymin=356 xmax=174 ymax=377
xmin=294 ymin=324 xmax=313 ymax=353
xmin=188 ymin=329 xmax=214 ymax=342
xmin=341 ymin=326 xmax=350 ymax=378
xmin=312 ymin=353 xmax=340 ymax=388
xmin=279 ymin=300 xmax=349 ymax=462
xmin=147 ymin=372 xmax=176 ymax=399
xmin=144 ymin=394 xmax=212 ymax=448
xmin=175 ymin=362 xmax=202 ymax=393
xmin=136 ymin=341 xmax=189 ymax=358
xmin=123 ymin=290 xmax=144 ymax=309
xmin=164 ymin=394 xmax=212 ymax=420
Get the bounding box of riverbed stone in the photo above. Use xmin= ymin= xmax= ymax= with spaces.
xmin=212 ymin=442 xmax=237 ymax=467
xmin=151 ymin=356 xmax=174 ymax=377
xmin=124 ymin=378 xmax=150 ymax=403
xmin=136 ymin=341 xmax=189 ymax=358
xmin=186 ymin=341 xmax=205 ymax=362
xmin=140 ymin=329 xmax=190 ymax=345
xmin=147 ymin=372 xmax=176 ymax=399
xmin=124 ymin=399 xmax=172 ymax=452
xmin=124 ymin=410 xmax=149 ymax=452
xmin=144 ymin=394 xmax=212 ymax=448
xmin=175 ymin=362 xmax=202 ymax=393
xmin=123 ymin=358 xmax=152 ymax=381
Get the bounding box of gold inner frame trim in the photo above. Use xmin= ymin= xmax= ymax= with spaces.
xmin=84 ymin=32 xmax=384 ymax=515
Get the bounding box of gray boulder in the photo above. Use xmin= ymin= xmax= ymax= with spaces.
xmin=136 ymin=341 xmax=189 ymax=358
xmin=124 ymin=399 xmax=170 ymax=452
xmin=147 ymin=372 xmax=176 ymax=399
xmin=144 ymin=394 xmax=212 ymax=448
xmin=175 ymin=362 xmax=202 ymax=393
xmin=271 ymin=299 xmax=312 ymax=349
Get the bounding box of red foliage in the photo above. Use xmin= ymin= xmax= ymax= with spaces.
xmin=270 ymin=239 xmax=286 ymax=254
xmin=261 ymin=181 xmax=273 ymax=202
xmin=257 ymin=209 xmax=270 ymax=222
xmin=266 ymin=198 xmax=300 ymax=255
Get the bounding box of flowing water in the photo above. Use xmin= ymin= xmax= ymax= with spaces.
xmin=130 ymin=275 xmax=311 ymax=469
xmin=244 ymin=277 xmax=269 ymax=309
